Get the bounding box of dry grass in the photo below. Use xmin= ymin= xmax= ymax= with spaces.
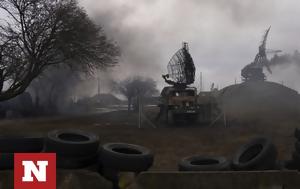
xmin=0 ymin=107 xmax=297 ymax=171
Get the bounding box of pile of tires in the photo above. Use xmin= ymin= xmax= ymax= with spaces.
xmin=178 ymin=136 xmax=278 ymax=172
xmin=43 ymin=129 xmax=154 ymax=188
xmin=44 ymin=129 xmax=100 ymax=169
xmin=0 ymin=135 xmax=44 ymax=170
xmin=0 ymin=129 xmax=154 ymax=189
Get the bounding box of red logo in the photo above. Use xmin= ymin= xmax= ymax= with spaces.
xmin=14 ymin=153 xmax=56 ymax=189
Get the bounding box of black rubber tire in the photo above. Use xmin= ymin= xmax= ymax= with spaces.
xmin=0 ymin=135 xmax=44 ymax=153
xmin=57 ymin=153 xmax=98 ymax=169
xmin=45 ymin=129 xmax=99 ymax=157
xmin=178 ymin=156 xmax=230 ymax=171
xmin=99 ymin=143 xmax=154 ymax=172
xmin=295 ymin=128 xmax=300 ymax=140
xmin=0 ymin=153 xmax=14 ymax=170
xmin=232 ymin=137 xmax=277 ymax=170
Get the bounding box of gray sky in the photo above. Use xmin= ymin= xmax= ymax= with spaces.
xmin=3 ymin=1 xmax=300 ymax=97
xmin=78 ymin=0 xmax=300 ymax=92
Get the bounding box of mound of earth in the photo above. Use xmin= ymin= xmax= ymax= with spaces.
xmin=218 ymin=81 xmax=300 ymax=122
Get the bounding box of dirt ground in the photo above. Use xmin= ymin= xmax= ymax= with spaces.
xmin=0 ymin=107 xmax=297 ymax=171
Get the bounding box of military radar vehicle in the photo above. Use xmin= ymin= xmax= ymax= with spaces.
xmin=156 ymin=42 xmax=200 ymax=124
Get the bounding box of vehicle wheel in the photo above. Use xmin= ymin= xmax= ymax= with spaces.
xmin=45 ymin=129 xmax=99 ymax=157
xmin=232 ymin=137 xmax=277 ymax=170
xmin=57 ymin=153 xmax=98 ymax=169
xmin=99 ymin=143 xmax=154 ymax=172
xmin=178 ymin=156 xmax=230 ymax=171
xmin=0 ymin=135 xmax=44 ymax=152
xmin=0 ymin=153 xmax=14 ymax=170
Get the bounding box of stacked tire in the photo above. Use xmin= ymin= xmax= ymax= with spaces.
xmin=0 ymin=135 xmax=44 ymax=170
xmin=231 ymin=137 xmax=278 ymax=170
xmin=99 ymin=143 xmax=154 ymax=173
xmin=178 ymin=136 xmax=278 ymax=172
xmin=98 ymin=143 xmax=154 ymax=189
xmin=44 ymin=129 xmax=100 ymax=169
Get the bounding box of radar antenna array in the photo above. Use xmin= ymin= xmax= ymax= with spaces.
xmin=164 ymin=42 xmax=195 ymax=86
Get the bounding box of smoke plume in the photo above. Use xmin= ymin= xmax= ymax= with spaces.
xmin=78 ymin=0 xmax=300 ymax=91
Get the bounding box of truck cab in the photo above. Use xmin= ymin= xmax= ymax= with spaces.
xmin=158 ymin=86 xmax=200 ymax=124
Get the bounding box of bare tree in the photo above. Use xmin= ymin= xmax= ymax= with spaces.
xmin=0 ymin=0 xmax=119 ymax=101
xmin=117 ymin=76 xmax=158 ymax=111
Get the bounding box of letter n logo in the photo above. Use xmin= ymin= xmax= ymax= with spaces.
xmin=14 ymin=153 xmax=56 ymax=189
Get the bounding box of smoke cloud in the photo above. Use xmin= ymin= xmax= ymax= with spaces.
xmin=267 ymin=51 xmax=300 ymax=90
xmin=78 ymin=0 xmax=300 ymax=92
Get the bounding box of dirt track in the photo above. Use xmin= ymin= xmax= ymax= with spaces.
xmin=0 ymin=108 xmax=297 ymax=170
